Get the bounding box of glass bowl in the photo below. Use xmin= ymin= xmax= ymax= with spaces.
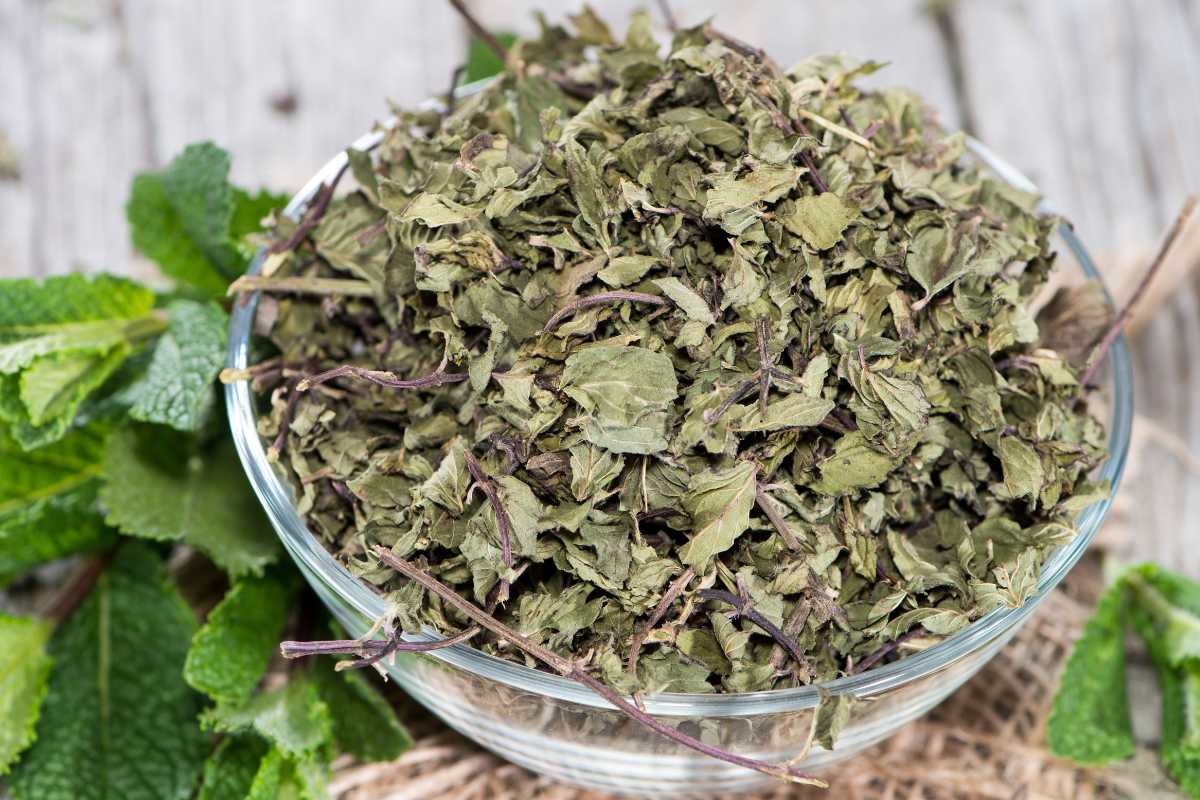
xmin=225 ymin=114 xmax=1133 ymax=796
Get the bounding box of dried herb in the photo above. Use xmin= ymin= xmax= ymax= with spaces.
xmin=240 ymin=3 xmax=1116 ymax=770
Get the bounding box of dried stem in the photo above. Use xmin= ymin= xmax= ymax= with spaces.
xmin=269 ymin=162 xmax=349 ymax=254
xmin=447 ymin=0 xmax=508 ymax=63
xmin=281 ymin=626 xmax=480 ymax=667
xmin=698 ymin=588 xmax=808 ymax=670
xmin=297 ymin=364 xmax=468 ymax=393
xmin=770 ymin=598 xmax=811 ymax=670
xmin=543 ymin=290 xmax=667 ymax=332
xmin=704 ymin=374 xmax=759 ymax=425
xmin=268 ymin=380 xmax=302 ymax=460
xmin=703 ymin=24 xmax=781 ymax=76
xmin=356 ymin=216 xmax=388 ymax=247
xmin=754 ymin=484 xmax=801 ymax=550
xmin=43 ymin=556 xmax=109 ymax=625
xmin=373 ymin=547 xmax=823 ymax=786
xmin=463 ymin=451 xmax=514 ymax=603
xmin=851 ymin=629 xmax=929 ymax=674
xmin=627 ymin=567 xmax=696 ymax=677
xmin=228 ymin=275 xmax=375 ymax=298
xmin=755 ymin=319 xmax=773 ymax=415
xmin=1079 ymin=194 xmax=1198 ymax=386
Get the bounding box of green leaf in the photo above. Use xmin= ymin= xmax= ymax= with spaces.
xmin=245 ymin=746 xmax=327 ymax=800
xmin=463 ymin=33 xmax=518 ymax=83
xmin=782 ymin=192 xmax=858 ymax=250
xmin=0 ymin=614 xmax=53 ymax=774
xmin=197 ymin=735 xmax=270 ymax=800
xmin=0 ymin=422 xmax=113 ymax=584
xmin=99 ymin=425 xmax=278 ymax=577
xmin=812 ymin=691 xmax=854 ymax=751
xmin=904 ymin=223 xmax=978 ymax=307
xmin=994 ymin=436 xmax=1045 ymax=501
xmin=1128 ymin=566 xmax=1200 ymax=795
xmin=812 ymin=431 xmax=902 ymax=494
xmin=128 ymin=142 xmax=257 ymax=297
xmin=204 ymin=678 xmax=333 ymax=759
xmin=314 ymin=665 xmax=413 ymax=762
xmin=0 ymin=273 xmax=162 ymax=448
xmin=18 ymin=345 xmax=130 ymax=427
xmin=9 ymin=543 xmax=207 ymax=800
xmin=246 ymin=746 xmax=288 ymax=800
xmin=678 ymin=461 xmax=757 ymax=568
xmin=1127 ymin=570 xmax=1200 ymax=669
xmin=127 ymin=300 xmax=228 ymax=431
xmin=0 ymin=273 xmax=155 ymax=331
xmin=230 ymin=187 xmax=288 ymax=241
xmin=734 ymin=394 xmax=834 ymax=432
xmin=561 ymin=345 xmax=678 ymax=454
xmin=1046 ymin=580 xmax=1134 ymax=763
xmin=652 ymin=277 xmax=715 ymax=324
xmin=185 ymin=572 xmax=295 ymax=705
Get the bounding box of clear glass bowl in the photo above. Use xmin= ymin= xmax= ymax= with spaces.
xmin=225 ymin=120 xmax=1133 ymax=796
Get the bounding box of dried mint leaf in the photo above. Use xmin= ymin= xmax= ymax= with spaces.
xmin=243 ymin=13 xmax=1113 ymax=695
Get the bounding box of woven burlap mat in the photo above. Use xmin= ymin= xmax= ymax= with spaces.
xmin=326 ymin=555 xmax=1182 ymax=800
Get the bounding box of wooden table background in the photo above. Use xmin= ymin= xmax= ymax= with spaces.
xmin=0 ymin=0 xmax=1197 ymax=567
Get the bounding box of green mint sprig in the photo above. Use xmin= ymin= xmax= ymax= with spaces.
xmin=1049 ymin=563 xmax=1200 ymax=796
xmin=0 ymin=140 xmax=411 ymax=799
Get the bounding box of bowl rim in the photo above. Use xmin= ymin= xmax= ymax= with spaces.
xmin=225 ymin=96 xmax=1134 ymax=716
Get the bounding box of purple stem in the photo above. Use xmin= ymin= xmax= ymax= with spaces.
xmin=297 ymin=364 xmax=469 ymax=393
xmin=543 ymin=291 xmax=666 ymax=332
xmin=698 ymin=588 xmax=808 ymax=669
xmin=373 ymin=546 xmax=823 ymax=787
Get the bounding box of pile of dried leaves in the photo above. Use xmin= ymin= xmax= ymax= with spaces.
xmin=236 ymin=9 xmax=1111 ymax=697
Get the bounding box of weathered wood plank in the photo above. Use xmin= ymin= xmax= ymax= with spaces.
xmin=954 ymin=0 xmax=1200 ymax=574
xmin=0 ymin=0 xmax=34 ymax=278
xmin=0 ymin=0 xmax=153 ymax=278
xmin=0 ymin=0 xmax=464 ymax=279
xmin=119 ymin=0 xmax=463 ymax=192
xmin=469 ymin=0 xmax=963 ymax=128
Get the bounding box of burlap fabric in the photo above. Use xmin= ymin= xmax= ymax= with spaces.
xmin=326 ymin=556 xmax=1177 ymax=800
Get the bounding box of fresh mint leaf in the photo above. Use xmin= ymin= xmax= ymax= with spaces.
xmin=99 ymin=425 xmax=278 ymax=576
xmin=185 ymin=571 xmax=295 ymax=705
xmin=245 ymin=747 xmax=288 ymax=800
xmin=9 ymin=543 xmax=207 ymax=800
xmin=244 ymin=746 xmax=327 ymax=800
xmin=1046 ymin=580 xmax=1134 ymax=763
xmin=1127 ymin=568 xmax=1200 ymax=669
xmin=128 ymin=300 xmax=227 ymax=431
xmin=0 ymin=614 xmax=53 ymax=775
xmin=197 ymin=735 xmax=270 ymax=800
xmin=230 ymin=187 xmax=288 ymax=242
xmin=463 ymin=33 xmax=518 ymax=82
xmin=128 ymin=143 xmax=278 ymax=298
xmin=0 ymin=273 xmax=155 ymax=330
xmin=315 ymin=665 xmax=412 ymax=762
xmin=203 ymin=678 xmax=333 ymax=759
xmin=0 ymin=273 xmax=162 ymax=449
xmin=0 ymin=422 xmax=114 ymax=584
xmin=1129 ymin=580 xmax=1200 ymax=794
xmin=1155 ymin=662 xmax=1200 ymax=798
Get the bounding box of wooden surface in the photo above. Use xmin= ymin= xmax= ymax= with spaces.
xmin=0 ymin=0 xmax=1197 ymax=572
